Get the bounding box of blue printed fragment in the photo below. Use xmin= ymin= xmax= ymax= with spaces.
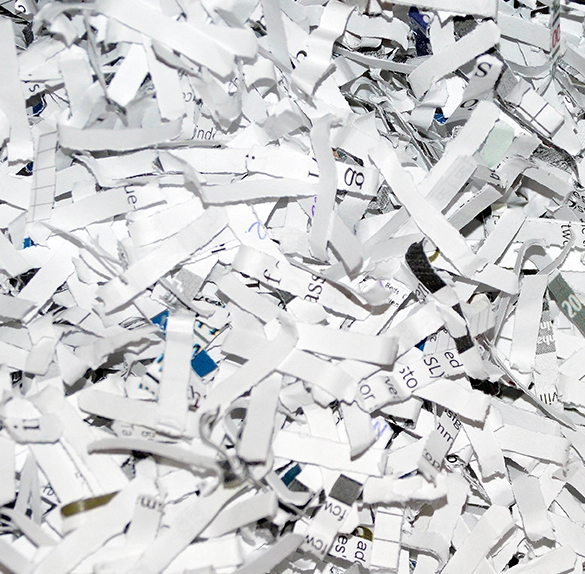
xmin=151 ymin=310 xmax=169 ymax=332
xmin=408 ymin=7 xmax=432 ymax=57
xmin=32 ymin=96 xmax=46 ymax=116
xmin=191 ymin=349 xmax=217 ymax=377
xmin=281 ymin=464 xmax=302 ymax=486
xmin=434 ymin=111 xmax=447 ymax=124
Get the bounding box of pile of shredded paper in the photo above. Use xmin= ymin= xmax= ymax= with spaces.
xmin=7 ymin=0 xmax=585 ymax=572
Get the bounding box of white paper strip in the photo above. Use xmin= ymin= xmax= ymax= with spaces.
xmin=291 ymin=0 xmax=354 ymax=96
xmin=511 ymin=474 xmax=554 ymax=543
xmin=238 ymin=374 xmax=281 ymax=463
xmin=27 ymin=129 xmax=58 ymax=226
xmin=495 ymin=426 xmax=570 ymax=465
xmin=272 ymin=431 xmax=384 ymax=477
xmin=510 ymin=273 xmax=549 ymax=373
xmin=0 ymin=437 xmax=15 ymax=507
xmin=144 ymin=38 xmax=185 ymax=121
xmin=58 ymin=118 xmax=183 ymax=152
xmin=296 ymin=323 xmax=397 ymax=365
xmin=107 ymin=43 xmax=149 ymax=108
xmin=441 ymin=506 xmax=515 ymax=574
xmin=157 ymin=312 xmax=195 ymax=436
xmin=0 ymin=19 xmax=33 ymax=162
